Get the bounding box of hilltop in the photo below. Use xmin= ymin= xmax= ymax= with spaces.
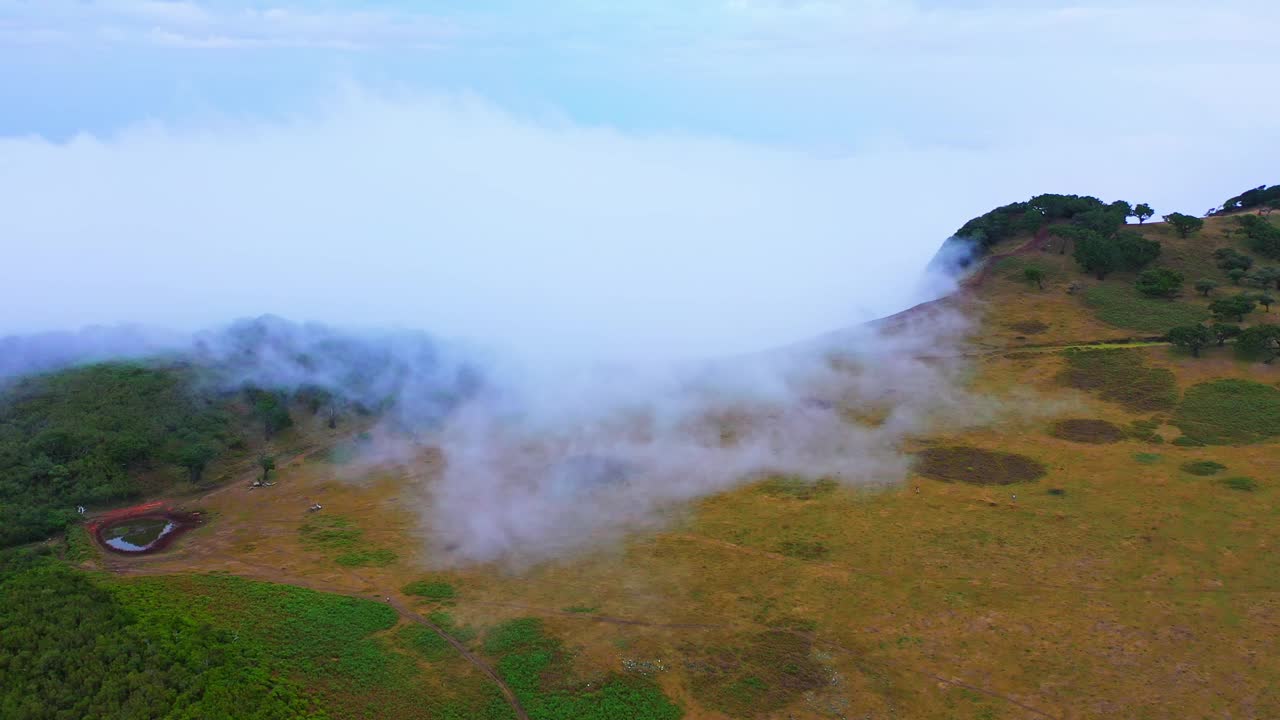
xmin=3 ymin=186 xmax=1280 ymax=720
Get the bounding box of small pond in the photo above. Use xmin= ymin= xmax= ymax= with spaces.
xmin=101 ymin=517 xmax=179 ymax=553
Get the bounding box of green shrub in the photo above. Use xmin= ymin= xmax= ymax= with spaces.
xmin=1057 ymin=349 xmax=1178 ymax=412
xmin=1133 ymin=453 xmax=1163 ymax=464
xmin=403 ymin=580 xmax=456 ymax=601
xmin=1174 ymin=379 xmax=1280 ymax=445
xmin=1181 ymin=460 xmax=1226 ymax=476
xmin=397 ymin=624 xmax=455 ymax=662
xmin=1221 ymin=476 xmax=1259 ymax=492
xmin=334 ymin=549 xmax=398 ymax=567
xmin=1082 ymin=284 xmax=1208 ymax=332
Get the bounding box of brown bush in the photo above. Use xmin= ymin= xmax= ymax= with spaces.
xmin=915 ymin=446 xmax=1047 ymax=485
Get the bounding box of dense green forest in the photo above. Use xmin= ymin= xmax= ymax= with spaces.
xmin=0 ymin=363 xmax=240 ymax=547
xmin=0 ymin=549 xmax=322 ymax=720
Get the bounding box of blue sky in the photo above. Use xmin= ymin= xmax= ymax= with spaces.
xmin=8 ymin=0 xmax=1278 ymax=145
xmin=2 ymin=1 xmax=1279 ymax=358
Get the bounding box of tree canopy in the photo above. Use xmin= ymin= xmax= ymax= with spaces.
xmin=1135 ymin=268 xmax=1184 ymax=298
xmin=1072 ymin=229 xmax=1161 ymax=279
xmin=1210 ymin=295 xmax=1258 ymax=322
xmin=954 ymin=193 xmax=1127 ymax=254
xmin=1163 ymin=212 xmax=1204 ymax=238
xmin=1220 ymin=184 xmax=1280 ymax=214
xmin=1167 ymin=325 xmax=1213 ymax=357
xmin=1237 ymin=215 xmax=1280 ymax=259
xmin=0 ymin=364 xmax=240 ymax=547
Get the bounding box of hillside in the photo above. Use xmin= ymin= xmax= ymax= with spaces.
xmin=4 ymin=196 xmax=1280 ymax=719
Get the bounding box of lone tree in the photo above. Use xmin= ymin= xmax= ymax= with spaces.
xmin=1135 ymin=267 xmax=1184 ymax=298
xmin=1023 ymin=266 xmax=1046 ymax=290
xmin=1210 ymin=294 xmax=1258 ymax=322
xmin=1194 ymin=278 xmax=1218 ymax=296
xmin=1167 ymin=325 xmax=1213 ymax=357
xmin=1229 ymin=268 xmax=1248 ymax=285
xmin=1236 ymin=324 xmax=1280 ymax=363
xmin=1258 ymin=293 xmax=1276 ymax=312
xmin=1211 ymin=322 xmax=1242 ymax=347
xmin=1163 ymin=212 xmax=1205 ymax=238
xmin=259 ymin=454 xmax=277 ymax=484
xmin=1133 ymin=203 xmax=1155 ymax=224
xmin=178 ymin=442 xmax=219 ymax=484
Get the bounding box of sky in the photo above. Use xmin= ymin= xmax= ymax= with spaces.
xmin=2 ymin=0 xmax=1279 ymax=361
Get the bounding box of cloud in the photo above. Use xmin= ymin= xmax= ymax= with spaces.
xmin=0 ymin=89 xmax=978 ymax=363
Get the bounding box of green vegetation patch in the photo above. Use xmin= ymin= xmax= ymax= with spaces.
xmin=335 ymin=548 xmax=398 ymax=567
xmin=1181 ymin=460 xmax=1227 ymax=476
xmin=299 ymin=514 xmax=363 ymax=551
xmin=1173 ymin=379 xmax=1280 ymax=445
xmin=756 ymin=475 xmax=838 ymax=500
xmin=915 ymin=446 xmax=1047 ymax=485
xmin=403 ymin=579 xmax=457 ymax=601
xmin=686 ymin=630 xmax=828 ymax=719
xmin=776 ymin=539 xmax=830 ymax=561
xmin=1221 ymin=476 xmax=1259 ymax=492
xmin=300 ymin=515 xmax=398 ymax=567
xmin=0 ymin=362 xmax=241 ymax=547
xmin=396 ymin=624 xmax=455 ymax=662
xmin=1057 ymin=348 xmax=1178 ymax=412
xmin=1082 ymin=284 xmax=1208 ymax=333
xmin=1049 ymin=419 xmax=1126 ymax=444
xmin=0 ymin=554 xmax=321 ymax=720
xmin=483 ymin=617 xmax=682 ymax=720
xmin=1133 ymin=453 xmax=1163 ymax=464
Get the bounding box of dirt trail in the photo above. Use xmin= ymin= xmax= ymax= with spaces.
xmin=389 ymin=598 xmax=531 ymax=720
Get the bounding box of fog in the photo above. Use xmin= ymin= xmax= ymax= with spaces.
xmin=0 ymin=89 xmax=1250 ymax=564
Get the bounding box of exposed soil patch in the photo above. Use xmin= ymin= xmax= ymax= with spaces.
xmin=88 ymin=502 xmax=202 ymax=555
xmin=915 ymin=446 xmax=1047 ymax=485
xmin=1050 ymin=419 xmax=1126 ymax=444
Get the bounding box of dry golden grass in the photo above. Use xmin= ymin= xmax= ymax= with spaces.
xmin=94 ymin=215 xmax=1280 ymax=719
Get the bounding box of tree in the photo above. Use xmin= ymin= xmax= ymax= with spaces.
xmin=1214 ymin=248 xmax=1254 ymax=271
xmin=1023 ymin=266 xmax=1046 ymax=290
xmin=1133 ymin=203 xmax=1155 ymax=224
xmin=1163 ymin=212 xmax=1205 ymax=238
xmin=178 ymin=442 xmax=219 ymax=484
xmin=1237 ymin=214 xmax=1280 ymax=258
xmin=1250 ymin=266 xmax=1280 ymax=290
xmin=247 ymin=389 xmax=294 ymax=439
xmin=1210 ymin=294 xmax=1258 ymax=322
xmin=1071 ymin=230 xmax=1161 ymax=279
xmin=1229 ymin=268 xmax=1248 ymax=285
xmin=1114 ymin=230 xmax=1162 ymax=270
xmin=1135 ymin=268 xmax=1184 ymax=298
xmin=1211 ymin=323 xmax=1241 ymax=347
xmin=1236 ymin=324 xmax=1280 ymax=363
xmin=259 ymin=454 xmax=276 ymax=483
xmin=1194 ymin=279 xmax=1218 ymax=296
xmin=1073 ymin=232 xmax=1121 ymax=279
xmin=1167 ymin=325 xmax=1213 ymax=357
xmin=1258 ymin=293 xmax=1276 ymax=312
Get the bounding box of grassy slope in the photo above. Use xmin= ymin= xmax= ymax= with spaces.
xmin=48 ymin=212 xmax=1280 ymax=719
